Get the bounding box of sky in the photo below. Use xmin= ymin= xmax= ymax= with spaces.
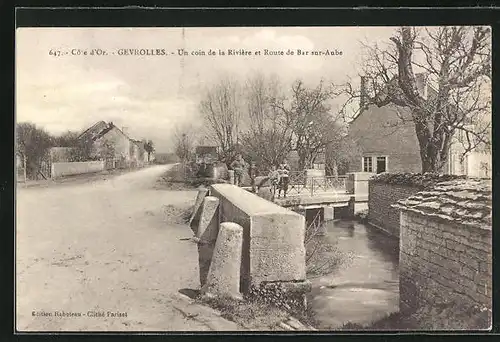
xmin=16 ymin=27 xmax=399 ymax=153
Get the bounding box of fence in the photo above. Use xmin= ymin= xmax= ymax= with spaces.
xmin=288 ymin=171 xmax=347 ymax=196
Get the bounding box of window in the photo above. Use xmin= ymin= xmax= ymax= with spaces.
xmin=363 ymin=157 xmax=373 ymax=172
xmin=363 ymin=156 xmax=388 ymax=173
xmin=376 ymin=157 xmax=387 ymax=174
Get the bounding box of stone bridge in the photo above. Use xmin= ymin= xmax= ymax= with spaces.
xmin=189 ymin=183 xmax=310 ymax=310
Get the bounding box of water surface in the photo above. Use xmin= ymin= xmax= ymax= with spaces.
xmin=309 ymin=220 xmax=399 ymax=330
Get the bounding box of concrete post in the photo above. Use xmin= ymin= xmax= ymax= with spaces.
xmin=228 ymin=170 xmax=235 ymax=185
xmin=201 ymin=222 xmax=243 ymax=300
xmin=189 ymin=187 xmax=209 ymax=234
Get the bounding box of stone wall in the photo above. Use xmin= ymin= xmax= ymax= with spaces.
xmin=368 ymin=173 xmax=468 ymax=237
xmin=368 ymin=182 xmax=419 ymax=237
xmin=399 ymin=211 xmax=492 ymax=329
xmin=51 ymin=161 xmax=105 ymax=178
xmin=395 ymin=179 xmax=492 ymax=330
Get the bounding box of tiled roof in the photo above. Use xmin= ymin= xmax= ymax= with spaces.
xmin=393 ymin=179 xmax=492 ymax=230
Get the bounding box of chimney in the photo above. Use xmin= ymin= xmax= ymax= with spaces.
xmin=415 ymin=73 xmax=428 ymax=100
xmin=122 ymin=126 xmax=129 ymax=137
xmin=360 ymin=76 xmax=368 ymax=109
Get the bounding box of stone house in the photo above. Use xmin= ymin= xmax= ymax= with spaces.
xmin=78 ymin=121 xmax=145 ymax=168
xmin=347 ymin=74 xmax=491 ymax=177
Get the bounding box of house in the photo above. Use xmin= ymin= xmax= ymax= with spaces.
xmin=78 ymin=121 xmax=145 ymax=168
xmin=347 ymin=74 xmax=491 ymax=177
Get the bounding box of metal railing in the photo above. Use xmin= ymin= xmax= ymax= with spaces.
xmin=286 ymin=171 xmax=347 ymax=196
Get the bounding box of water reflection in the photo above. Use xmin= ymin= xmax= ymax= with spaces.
xmin=309 ymin=220 xmax=399 ymax=330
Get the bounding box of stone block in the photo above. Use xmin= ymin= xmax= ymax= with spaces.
xmin=202 ymin=222 xmax=243 ymax=299
xmin=196 ymin=196 xmax=220 ymax=242
xmin=460 ymin=254 xmax=480 ymax=271
xmin=250 ymin=213 xmax=306 ymax=285
xmin=189 ymin=187 xmax=209 ymax=233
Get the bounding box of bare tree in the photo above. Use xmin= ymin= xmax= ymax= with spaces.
xmin=239 ymin=73 xmax=293 ymax=170
xmin=200 ymin=78 xmax=241 ymax=165
xmin=173 ymin=124 xmax=196 ymax=163
xmin=274 ymin=79 xmax=343 ymax=170
xmin=16 ymin=122 xmax=54 ymax=179
xmin=339 ymin=26 xmax=491 ymax=173
xmin=325 ymin=135 xmax=363 ymax=176
xmin=53 ymin=130 xmax=80 ymax=147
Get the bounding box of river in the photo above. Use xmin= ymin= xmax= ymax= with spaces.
xmin=308 ymin=220 xmax=400 ymax=330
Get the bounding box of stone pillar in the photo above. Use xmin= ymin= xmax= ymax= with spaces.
xmin=228 ymin=170 xmax=235 ymax=185
xmin=189 ymin=187 xmax=209 ymax=234
xmin=196 ymin=196 xmax=220 ymax=240
xmin=346 ymin=172 xmax=375 ymax=195
xmin=196 ymin=196 xmax=220 ymax=287
xmin=201 ymin=222 xmax=243 ymax=300
xmin=324 ymin=206 xmax=334 ymax=221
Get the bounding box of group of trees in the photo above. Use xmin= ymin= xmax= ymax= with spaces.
xmin=178 ymin=26 xmax=491 ymax=175
xmin=186 ymin=73 xmax=346 ymax=172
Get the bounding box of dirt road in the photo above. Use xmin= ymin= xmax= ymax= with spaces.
xmin=16 ymin=165 xmax=230 ymax=331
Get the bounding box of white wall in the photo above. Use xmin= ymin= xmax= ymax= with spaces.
xmin=51 ymin=161 xmax=105 ymax=178
xmin=466 ymin=152 xmax=492 ymax=178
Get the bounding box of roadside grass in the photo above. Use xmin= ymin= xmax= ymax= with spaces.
xmin=196 ymin=295 xmax=291 ymax=331
xmin=339 ymin=311 xmax=417 ymax=331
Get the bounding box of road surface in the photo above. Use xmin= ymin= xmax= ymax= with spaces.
xmin=16 ymin=165 xmax=225 ymax=331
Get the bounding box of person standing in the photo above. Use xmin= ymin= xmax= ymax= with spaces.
xmin=268 ymin=165 xmax=280 ymax=201
xmin=249 ymin=161 xmax=258 ymax=193
xmin=230 ymin=154 xmax=245 ymax=186
xmin=278 ymin=159 xmax=290 ymax=198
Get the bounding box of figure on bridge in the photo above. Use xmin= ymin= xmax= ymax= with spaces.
xmin=249 ymin=161 xmax=258 ymax=193
xmin=230 ymin=154 xmax=246 ymax=187
xmin=268 ymin=165 xmax=280 ymax=201
xmin=277 ymin=159 xmax=290 ymax=199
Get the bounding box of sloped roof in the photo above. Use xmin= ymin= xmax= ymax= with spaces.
xmin=79 ymin=121 xmax=131 ymax=142
xmin=393 ymin=179 xmax=492 ymax=230
xmin=78 ymin=121 xmax=108 ymax=141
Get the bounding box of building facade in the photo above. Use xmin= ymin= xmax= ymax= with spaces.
xmin=348 ymin=74 xmax=491 ymax=177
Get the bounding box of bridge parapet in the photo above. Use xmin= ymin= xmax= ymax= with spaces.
xmin=209 ymin=184 xmax=307 ymax=295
